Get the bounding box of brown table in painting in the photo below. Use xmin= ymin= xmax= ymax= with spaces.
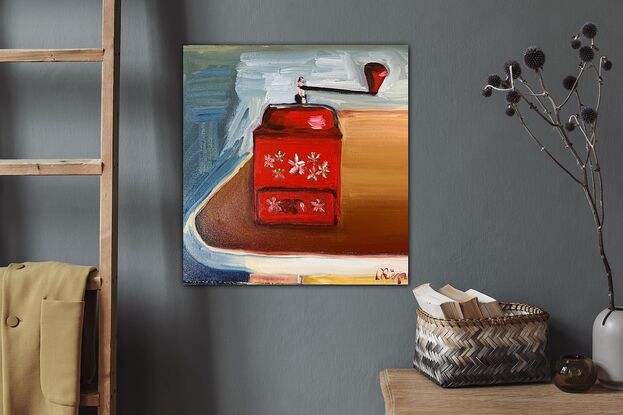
xmin=193 ymin=110 xmax=408 ymax=284
xmin=379 ymin=369 xmax=623 ymax=415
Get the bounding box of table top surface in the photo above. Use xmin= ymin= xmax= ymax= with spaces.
xmin=379 ymin=369 xmax=623 ymax=415
xmin=195 ymin=110 xmax=409 ymax=256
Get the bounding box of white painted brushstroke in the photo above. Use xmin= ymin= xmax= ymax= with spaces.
xmin=221 ymin=46 xmax=408 ymax=153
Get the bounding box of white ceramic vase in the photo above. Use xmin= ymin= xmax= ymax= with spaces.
xmin=593 ymin=308 xmax=623 ymax=390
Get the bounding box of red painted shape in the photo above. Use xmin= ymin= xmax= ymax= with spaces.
xmin=255 ymin=104 xmax=341 ymax=135
xmin=253 ymin=104 xmax=342 ymax=226
xmin=256 ymin=189 xmax=337 ymax=225
xmin=364 ymin=62 xmax=388 ymax=95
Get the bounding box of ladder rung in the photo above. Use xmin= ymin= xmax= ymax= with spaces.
xmin=0 ymin=159 xmax=103 ymax=176
xmin=0 ymin=49 xmax=104 ymax=63
xmin=87 ymin=271 xmax=102 ymax=291
xmin=80 ymin=385 xmax=100 ymax=407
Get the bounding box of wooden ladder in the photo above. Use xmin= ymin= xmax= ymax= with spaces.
xmin=0 ymin=1 xmax=120 ymax=414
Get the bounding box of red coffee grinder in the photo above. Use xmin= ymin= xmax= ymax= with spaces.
xmin=253 ymin=63 xmax=388 ymax=226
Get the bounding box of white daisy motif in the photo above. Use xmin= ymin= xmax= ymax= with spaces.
xmin=307 ymin=152 xmax=320 ymax=164
xmin=307 ymin=167 xmax=319 ymax=181
xmin=264 ymin=154 xmax=275 ymax=168
xmin=275 ymin=151 xmax=285 ymax=162
xmin=288 ymin=153 xmax=306 ymax=175
xmin=272 ymin=168 xmax=285 ymax=180
xmin=318 ymin=161 xmax=330 ymax=178
xmin=266 ymin=197 xmax=282 ymax=213
xmin=311 ymin=199 xmax=325 ymax=213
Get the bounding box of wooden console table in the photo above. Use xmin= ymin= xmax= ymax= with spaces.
xmin=379 ymin=369 xmax=621 ymax=415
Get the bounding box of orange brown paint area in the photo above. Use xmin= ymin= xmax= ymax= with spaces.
xmin=195 ymin=110 xmax=408 ymax=256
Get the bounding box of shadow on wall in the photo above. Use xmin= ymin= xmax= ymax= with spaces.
xmin=115 ymin=1 xmax=223 ymax=414
xmin=0 ymin=2 xmax=24 ymax=265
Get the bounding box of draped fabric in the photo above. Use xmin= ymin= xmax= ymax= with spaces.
xmin=0 ymin=262 xmax=93 ymax=415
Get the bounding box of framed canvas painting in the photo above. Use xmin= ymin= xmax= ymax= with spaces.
xmin=183 ymin=45 xmax=409 ymax=285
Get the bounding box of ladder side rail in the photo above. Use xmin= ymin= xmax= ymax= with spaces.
xmin=98 ymin=0 xmax=120 ymax=414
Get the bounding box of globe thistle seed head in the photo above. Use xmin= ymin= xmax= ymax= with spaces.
xmin=523 ymin=46 xmax=546 ymax=69
xmin=579 ymin=46 xmax=595 ymax=62
xmin=482 ymin=87 xmax=493 ymax=97
xmin=565 ymin=121 xmax=576 ymax=132
xmin=505 ymin=105 xmax=516 ymax=117
xmin=581 ymin=107 xmax=598 ymax=123
xmin=603 ymin=59 xmax=613 ymax=71
xmin=505 ymin=90 xmax=521 ymax=104
xmin=487 ymin=74 xmax=502 ymax=88
xmin=582 ymin=22 xmax=598 ymax=39
xmin=571 ymin=38 xmax=581 ymax=49
xmin=504 ymin=60 xmax=522 ymax=79
xmin=562 ymin=75 xmax=578 ymax=91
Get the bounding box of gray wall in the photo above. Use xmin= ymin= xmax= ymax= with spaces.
xmin=2 ymin=0 xmax=623 ymax=414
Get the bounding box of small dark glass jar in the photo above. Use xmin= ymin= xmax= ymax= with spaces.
xmin=552 ymin=354 xmax=597 ymax=393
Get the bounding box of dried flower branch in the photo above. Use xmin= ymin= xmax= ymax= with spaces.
xmin=482 ymin=22 xmax=617 ymax=312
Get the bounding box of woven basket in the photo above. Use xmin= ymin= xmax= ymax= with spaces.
xmin=413 ymin=302 xmax=550 ymax=387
